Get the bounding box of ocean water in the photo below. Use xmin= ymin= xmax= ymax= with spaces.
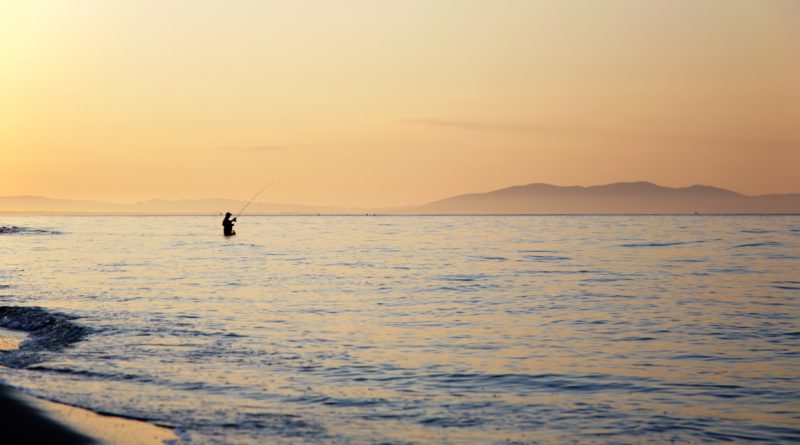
xmin=0 ymin=215 xmax=798 ymax=444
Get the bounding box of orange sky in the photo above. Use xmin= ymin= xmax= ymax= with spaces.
xmin=1 ymin=0 xmax=798 ymax=207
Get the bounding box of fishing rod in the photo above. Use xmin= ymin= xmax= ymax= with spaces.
xmin=235 ymin=181 xmax=274 ymax=218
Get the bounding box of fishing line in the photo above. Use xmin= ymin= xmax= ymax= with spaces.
xmin=235 ymin=181 xmax=274 ymax=218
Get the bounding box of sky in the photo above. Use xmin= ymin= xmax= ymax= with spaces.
xmin=1 ymin=0 xmax=798 ymax=207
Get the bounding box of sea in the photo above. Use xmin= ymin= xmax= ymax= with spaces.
xmin=0 ymin=215 xmax=798 ymax=444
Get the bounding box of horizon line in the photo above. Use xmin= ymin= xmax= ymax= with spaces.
xmin=3 ymin=180 xmax=800 ymax=207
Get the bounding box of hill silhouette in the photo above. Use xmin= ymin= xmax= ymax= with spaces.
xmin=411 ymin=182 xmax=800 ymax=214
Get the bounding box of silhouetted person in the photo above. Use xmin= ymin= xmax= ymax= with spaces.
xmin=222 ymin=212 xmax=236 ymax=236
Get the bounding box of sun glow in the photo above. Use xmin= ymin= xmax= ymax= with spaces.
xmin=1 ymin=1 xmax=798 ymax=207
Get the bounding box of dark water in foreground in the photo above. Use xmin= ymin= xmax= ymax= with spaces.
xmin=0 ymin=215 xmax=798 ymax=444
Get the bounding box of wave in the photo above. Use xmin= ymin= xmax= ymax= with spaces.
xmin=0 ymin=226 xmax=61 ymax=235
xmin=0 ymin=306 xmax=89 ymax=368
xmin=522 ymin=254 xmax=571 ymax=261
xmin=621 ymin=239 xmax=719 ymax=248
xmin=419 ymin=372 xmax=660 ymax=394
xmin=733 ymin=241 xmax=782 ymax=248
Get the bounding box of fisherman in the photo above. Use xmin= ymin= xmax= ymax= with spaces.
xmin=222 ymin=212 xmax=236 ymax=236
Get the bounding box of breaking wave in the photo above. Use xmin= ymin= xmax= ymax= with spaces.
xmin=0 ymin=306 xmax=89 ymax=368
xmin=0 ymin=226 xmax=61 ymax=235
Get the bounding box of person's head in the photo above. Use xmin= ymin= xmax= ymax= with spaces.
xmin=225 ymin=212 xmax=232 ymax=218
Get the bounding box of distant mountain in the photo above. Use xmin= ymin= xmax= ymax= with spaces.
xmin=0 ymin=196 xmax=348 ymax=215
xmin=2 ymin=182 xmax=799 ymax=214
xmin=411 ymin=182 xmax=800 ymax=214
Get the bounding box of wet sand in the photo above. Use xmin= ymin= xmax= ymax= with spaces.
xmin=1 ymin=385 xmax=177 ymax=445
xmin=1 ymin=384 xmax=93 ymax=444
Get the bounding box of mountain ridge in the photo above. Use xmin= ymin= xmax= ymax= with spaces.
xmin=415 ymin=181 xmax=799 ymax=214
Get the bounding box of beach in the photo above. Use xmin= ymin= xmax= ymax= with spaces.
xmin=0 ymin=321 xmax=176 ymax=444
xmin=0 ymin=384 xmax=175 ymax=445
xmin=3 ymin=0 xmax=797 ymax=441
xmin=0 ymin=384 xmax=93 ymax=444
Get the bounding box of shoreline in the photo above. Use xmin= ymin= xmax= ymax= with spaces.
xmin=0 ymin=384 xmax=177 ymax=445
xmin=0 ymin=384 xmax=92 ymax=444
xmin=0 ymin=315 xmax=176 ymax=444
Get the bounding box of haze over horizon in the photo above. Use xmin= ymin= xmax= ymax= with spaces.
xmin=2 ymin=180 xmax=799 ymax=215
xmin=2 ymin=0 xmax=798 ymax=207
xmin=3 ymin=179 xmax=800 ymax=206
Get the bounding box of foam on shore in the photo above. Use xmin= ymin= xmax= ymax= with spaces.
xmin=0 ymin=305 xmax=89 ymax=367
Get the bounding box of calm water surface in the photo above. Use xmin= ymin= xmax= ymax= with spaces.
xmin=0 ymin=216 xmax=798 ymax=444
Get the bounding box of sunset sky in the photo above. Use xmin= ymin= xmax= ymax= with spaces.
xmin=1 ymin=0 xmax=798 ymax=207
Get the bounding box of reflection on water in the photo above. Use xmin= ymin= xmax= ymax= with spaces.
xmin=0 ymin=215 xmax=799 ymax=443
